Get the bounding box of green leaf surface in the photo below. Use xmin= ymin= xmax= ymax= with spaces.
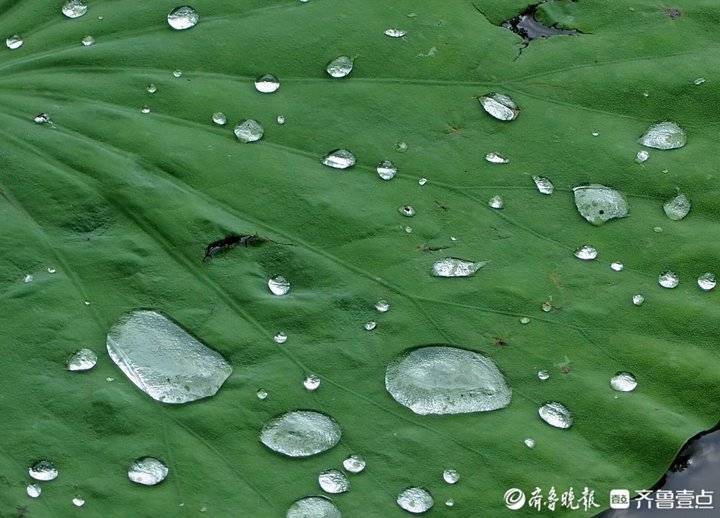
xmin=1 ymin=0 xmax=717 ymax=516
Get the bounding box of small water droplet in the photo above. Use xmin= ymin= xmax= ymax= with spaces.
xmin=404 ymin=226 xmax=413 ymax=234
xmin=538 ymin=402 xmax=573 ymax=429
xmin=693 ymin=77 xmax=706 ymax=85
xmin=211 ymin=112 xmax=226 ymax=126
xmin=128 ymin=457 xmax=168 ymax=486
xmin=446 ymin=499 xmax=455 ymax=508
xmin=47 ymin=267 xmax=56 ymax=274
xmin=29 ymin=460 xmax=58 ymax=481
xmin=167 ymin=6 xmax=199 ymax=30
xmin=384 ymin=28 xmax=407 ymax=37
xmin=399 ymin=205 xmax=415 ymax=217
xmin=520 ymin=317 xmax=530 ymax=325
xmin=6 ymin=35 xmax=23 ymax=50
xmin=442 ymin=469 xmax=459 ymax=484
xmin=485 ymin=152 xmax=509 ymax=164
xmin=479 ymin=93 xmax=519 ymax=121
xmin=533 ymin=176 xmax=554 ymax=195
xmin=395 ymin=141 xmax=408 ymax=152
xmin=431 ymin=257 xmax=485 ymax=277
xmin=663 ymin=193 xmax=691 ymax=220
xmin=268 ymin=275 xmax=290 ymax=296
xmin=303 ymin=374 xmax=321 ymax=391
xmin=632 ymin=294 xmax=645 ymax=306
xmin=343 ymin=454 xmax=366 ymax=473
xmin=375 ymin=299 xmax=390 ymax=313
xmin=234 ymin=119 xmax=263 ymax=142
xmin=698 ymin=272 xmax=716 ymax=291
xmin=397 ymin=487 xmax=434 ymax=514
xmin=172 ymin=69 xmax=183 ymax=78
xmin=326 ymin=56 xmax=353 ymax=78
xmin=26 ymin=484 xmax=41 ymax=498
xmin=488 ymin=195 xmax=504 ymax=209
xmin=34 ymin=113 xmax=51 ymax=124
xmin=376 ymin=160 xmax=397 ymax=180
xmin=610 ymin=372 xmax=637 ymax=392
xmin=140 ymin=105 xmax=151 ymax=114
xmin=364 ymin=321 xmax=377 ymax=331
xmin=273 ymin=331 xmax=288 ymax=344
xmin=418 ymin=177 xmax=427 ymax=186
xmin=23 ymin=274 xmax=33 ymax=283
xmin=318 ymin=469 xmax=349 ymax=494
xmin=254 ymin=74 xmax=280 ymax=93
xmin=62 ymin=0 xmax=88 ymax=19
xmin=611 ymin=261 xmax=624 ymax=272
xmin=81 ymin=35 xmax=94 ymax=46
xmin=276 ymin=115 xmax=285 ymax=125
xmin=659 ymin=271 xmax=679 ymax=289
xmin=574 ymin=245 xmax=597 ymax=261
xmin=573 ymin=184 xmax=628 ymax=225
xmin=146 ymin=83 xmax=157 ymax=93
xmin=541 ymin=301 xmax=552 ymax=312
xmin=635 ymin=150 xmax=649 ymax=163
xmin=287 ymin=497 xmax=341 ymax=518
xmin=592 ymin=131 xmax=599 ymax=137
xmin=537 ymin=370 xmax=549 ymax=381
xmin=322 ymin=149 xmax=355 ymax=169
xmin=72 ymin=497 xmax=85 ymax=507
xmin=67 ymin=348 xmax=97 ymax=372
xmin=640 ymin=121 xmax=686 ymax=150
xmin=256 ymin=388 xmax=268 ymax=400
xmin=524 ymin=438 xmax=536 ymax=448
xmin=260 ymin=410 xmax=342 ymax=457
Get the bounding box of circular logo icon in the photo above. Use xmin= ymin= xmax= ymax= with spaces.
xmin=504 ymin=488 xmax=526 ymax=510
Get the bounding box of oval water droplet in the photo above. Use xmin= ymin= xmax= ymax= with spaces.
xmin=376 ymin=160 xmax=397 ymax=180
xmin=67 ymin=348 xmax=97 ymax=371
xmin=698 ymin=272 xmax=716 ymax=291
xmin=533 ymin=176 xmax=554 ymax=195
xmin=26 ymin=484 xmax=41 ymax=498
xmin=254 ymin=74 xmax=280 ymax=93
xmin=343 ymin=454 xmax=366 ymax=473
xmin=287 ymin=497 xmax=341 ymax=518
xmin=304 ymin=374 xmax=321 ymax=391
xmin=640 ymin=121 xmax=686 ymax=150
xmin=268 ymin=275 xmax=291 ymax=296
xmin=659 ymin=271 xmax=679 ymax=289
xmin=323 ymin=149 xmax=356 ymax=169
xmin=62 ymin=0 xmax=87 ymax=18
xmin=274 ymin=331 xmax=288 ymax=344
xmin=520 ymin=317 xmax=530 ymax=325
xmin=479 ymin=93 xmax=518 ymax=121
xmin=326 ymin=56 xmax=353 ymax=78
xmin=72 ymin=497 xmax=85 ymax=507
xmin=128 ymin=457 xmax=168 ymax=486
xmin=167 ymin=6 xmax=199 ymax=30
xmin=375 ymin=299 xmax=390 ymax=313
xmin=399 ymin=205 xmax=415 ymax=217
xmin=537 ymin=370 xmax=549 ymax=381
xmin=29 ymin=460 xmax=58 ymax=481
xmin=538 ymin=402 xmax=573 ymax=429
xmin=234 ymin=119 xmax=264 ymax=142
xmin=431 ymin=258 xmax=485 ymax=278
xmin=573 ymin=184 xmax=628 ymax=225
xmin=6 ymin=35 xmax=23 ymax=50
xmin=611 ymin=261 xmax=624 ymax=272
xmin=489 ymin=195 xmax=504 ymax=209
xmin=318 ymin=469 xmax=349 ymax=494
xmin=385 ymin=346 xmax=512 ymax=415
xmin=397 ymin=487 xmax=433 ymax=514
xmin=574 ymin=245 xmax=597 ymax=261
xmin=485 ymin=152 xmax=509 ymax=164
xmin=632 ymin=294 xmax=645 ymax=306
xmin=442 ymin=469 xmax=459 ymax=484
xmin=260 ymin=410 xmax=341 ymax=457
xmin=81 ymin=35 xmax=94 ymax=46
xmin=384 ymin=28 xmax=407 ymax=37
xmin=140 ymin=105 xmax=151 ymax=114
xmin=610 ymin=372 xmax=637 ymax=392
xmin=663 ymin=193 xmax=691 ymax=220
xmin=212 ymin=112 xmax=227 ymax=125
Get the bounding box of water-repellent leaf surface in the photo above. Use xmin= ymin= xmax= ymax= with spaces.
xmin=1 ymin=0 xmax=718 ymax=516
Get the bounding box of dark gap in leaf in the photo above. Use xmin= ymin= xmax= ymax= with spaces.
xmin=502 ymin=3 xmax=578 ymax=43
xmin=203 ymin=233 xmax=286 ymax=261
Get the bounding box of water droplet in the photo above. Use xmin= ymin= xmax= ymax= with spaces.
xmin=431 ymin=258 xmax=485 ymax=278
xmin=234 ymin=119 xmax=263 ymax=142
xmin=47 ymin=267 xmax=56 ymax=274
xmin=81 ymin=35 xmax=94 ymax=46
xmin=537 ymin=370 xmax=549 ymax=381
xmin=635 ymin=150 xmax=649 ymax=163
xmin=663 ymin=193 xmax=691 ymax=221
xmin=29 ymin=460 xmax=58 ymax=481
xmin=173 ymin=69 xmax=183 ymax=78
xmin=273 ymin=331 xmax=288 ymax=344
xmin=256 ymin=388 xmax=268 ymax=400
xmin=418 ymin=177 xmax=427 ymax=186
xmin=23 ymin=274 xmax=33 ymax=283
xmin=146 ymin=83 xmax=157 ymax=93
xmin=128 ymin=457 xmax=168 ymax=486
xmin=384 ymin=28 xmax=407 ymax=37
xmin=404 ymin=226 xmax=413 ymax=234
xmin=62 ymin=0 xmax=87 ymax=18
xmin=698 ymin=272 xmax=716 ymax=291
xmin=693 ymin=77 xmax=706 ymax=85
xmin=443 ymin=469 xmax=459 ymax=484
xmin=610 ymin=372 xmax=637 ymax=392
xmin=489 ymin=195 xmax=504 ymax=209
xmin=212 ymin=112 xmax=227 ymax=125
xmin=533 ymin=176 xmax=554 ymax=195
xmin=397 ymin=487 xmax=434 ymax=514
xmin=395 ymin=141 xmax=408 ymax=152
xmin=520 ymin=317 xmax=530 ymax=325
xmin=326 ymin=56 xmax=353 ymax=78
xmin=67 ymin=348 xmax=97 ymax=372
xmin=323 ymin=149 xmax=356 ymax=169
xmin=268 ymin=275 xmax=290 ymax=296
xmin=659 ymin=271 xmax=679 ymax=289
xmin=287 ymin=497 xmax=341 ymax=518
xmin=399 ymin=205 xmax=415 ymax=217
xmin=573 ymin=184 xmax=628 ymax=225
xmin=574 ymin=245 xmax=597 ymax=261
xmin=479 ymin=93 xmax=519 ymax=121
xmin=385 ymin=345 xmax=512 ymax=415
xmin=524 ymin=438 xmax=536 ymax=448
xmin=34 ymin=113 xmax=51 ymax=124
xmin=6 ymin=35 xmax=23 ymax=50
xmin=140 ymin=105 xmax=151 ymax=114
xmin=538 ymin=402 xmax=573 ymax=429
xmin=26 ymin=484 xmax=41 ymax=498
xmin=446 ymin=499 xmax=455 ymax=508
xmin=167 ymin=6 xmax=199 ymax=30
xmin=653 ymin=226 xmax=663 ymax=233
xmin=640 ymin=121 xmax=686 ymax=150
xmin=254 ymin=74 xmax=280 ymax=93
xmin=106 ymin=310 xmax=233 ymax=403
xmin=364 ymin=321 xmax=377 ymax=331
xmin=611 ymin=261 xmax=624 ymax=272
xmin=541 ymin=301 xmax=552 ymax=312
xmin=592 ymin=131 xmax=599 ymax=137
xmin=304 ymin=374 xmax=321 ymax=391
xmin=632 ymin=294 xmax=645 ymax=306
xmin=343 ymin=454 xmax=366 ymax=473
xmin=276 ymin=115 xmax=286 ymax=125
xmin=375 ymin=299 xmax=390 ymax=313
xmin=260 ymin=410 xmax=341 ymax=457
xmin=72 ymin=497 xmax=85 ymax=507
xmin=485 ymin=152 xmax=509 ymax=164
xmin=376 ymin=160 xmax=397 ymax=180
xmin=318 ymin=469 xmax=349 ymax=494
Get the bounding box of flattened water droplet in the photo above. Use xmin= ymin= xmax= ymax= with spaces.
xmin=72 ymin=497 xmax=85 ymax=507
xmin=520 ymin=317 xmax=530 ymax=325
xmin=26 ymin=484 xmax=41 ymax=498
xmin=432 ymin=258 xmax=485 ymax=278
xmin=397 ymin=487 xmax=433 ymax=514
xmin=67 ymin=348 xmax=97 ymax=371
xmin=574 ymin=245 xmax=597 ymax=260
xmin=694 ymin=77 xmax=706 ymax=85
xmin=376 ymin=160 xmax=397 ymax=180
xmin=485 ymin=152 xmax=509 ymax=164
xmin=537 ymin=370 xmax=549 ymax=381
xmin=128 ymin=457 xmax=168 ymax=486
xmin=375 ymin=299 xmax=390 ymax=313
xmin=318 ymin=469 xmax=349 ymax=494
xmin=640 ymin=121 xmax=686 ymax=150
xmin=268 ymin=275 xmax=291 ymax=296
xmin=256 ymin=389 xmax=268 ymax=400
xmin=343 ymin=454 xmax=366 ymax=473
xmin=385 ymin=346 xmax=512 ymax=415
xmin=81 ymin=35 xmax=94 ymax=46
xmin=533 ymin=176 xmax=554 ymax=195
xmin=632 ymin=294 xmax=645 ymax=306
xmin=260 ymin=410 xmax=341 ymax=457
xmin=610 ymin=372 xmax=637 ymax=392
xmin=698 ymin=272 xmax=716 ymax=291
xmin=364 ymin=321 xmax=377 ymax=331
xmin=304 ymin=374 xmax=321 ymax=391
xmin=254 ymin=74 xmax=280 ymax=93
xmin=234 ymin=119 xmax=264 ymax=142
xmin=323 ymin=149 xmax=356 ymax=169
xmin=479 ymin=93 xmax=519 ymax=121
xmin=538 ymin=402 xmax=573 ymax=429
xmin=663 ymin=193 xmax=691 ymax=220
xmin=62 ymin=0 xmax=87 ymax=18
xmin=524 ymin=438 xmax=536 ymax=448
xmin=274 ymin=331 xmax=288 ymax=344
xmin=442 ymin=469 xmax=459 ymax=484
xmin=6 ymin=35 xmax=23 ymax=50
xmin=326 ymin=56 xmax=353 ymax=78
xmin=611 ymin=261 xmax=624 ymax=272
xmin=29 ymin=460 xmax=58 ymax=481
xmin=140 ymin=105 xmax=151 ymax=114
xmin=287 ymin=497 xmax=341 ymax=518
xmin=573 ymin=184 xmax=628 ymax=225
xmin=384 ymin=28 xmax=407 ymax=37
xmin=659 ymin=271 xmax=679 ymax=289
xmin=635 ymin=150 xmax=649 ymax=163
xmin=212 ymin=112 xmax=227 ymax=125
xmin=399 ymin=205 xmax=415 ymax=217
xmin=167 ymin=6 xmax=199 ymax=30
xmin=489 ymin=195 xmax=504 ymax=209
xmin=106 ymin=310 xmax=233 ymax=404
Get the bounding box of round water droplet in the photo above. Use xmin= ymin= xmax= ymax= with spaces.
xmin=384 ymin=28 xmax=407 ymax=37
xmin=611 ymin=261 xmax=624 ymax=272
xmin=343 ymin=454 xmax=366 ymax=474
xmin=234 ymin=119 xmax=264 ymax=142
xmin=276 ymin=115 xmax=286 ymax=125
xmin=375 ymin=299 xmax=390 ymax=313
xmin=67 ymin=348 xmax=97 ymax=371
xmin=399 ymin=205 xmax=415 ymax=217
xmin=72 ymin=497 xmax=85 ymax=507
xmin=318 ymin=469 xmax=349 ymax=494
xmin=29 ymin=460 xmax=58 ymax=481
xmin=212 ymin=112 xmax=227 ymax=125
xmin=635 ymin=150 xmax=649 ymax=163
xmin=640 ymin=121 xmax=686 ymax=150
xmin=268 ymin=275 xmax=290 ymax=296
xmin=443 ymin=469 xmax=459 ymax=484
xmin=326 ymin=56 xmax=353 ymax=78
xmin=479 ymin=93 xmax=519 ymax=121
xmin=397 ymin=487 xmax=433 ymax=514
xmin=146 ymin=83 xmax=157 ymax=94
xmin=260 ymin=410 xmax=342 ymax=457
xmin=632 ymin=294 xmax=645 ymax=306
xmin=489 ymin=195 xmax=504 ymax=209
xmin=81 ymin=35 xmax=94 ymax=46
xmin=256 ymin=388 xmax=268 ymax=400
xmin=274 ymin=331 xmax=288 ymax=344
xmin=167 ymin=6 xmax=199 ymax=30
xmin=173 ymin=69 xmax=183 ymax=78
xmin=386 ymin=346 xmax=511 ymax=415
xmin=364 ymin=321 xmax=377 ymax=331
xmin=573 ymin=184 xmax=628 ymax=225
xmin=537 ymin=370 xmax=549 ymax=381
xmin=485 ymin=152 xmax=509 ymax=164
xmin=663 ymin=193 xmax=691 ymax=221
xmin=376 ymin=160 xmax=397 ymax=180
xmin=26 ymin=483 xmax=41 ymax=498
xmin=323 ymin=149 xmax=356 ymax=169
xmin=524 ymin=438 xmax=536 ymax=448
xmin=574 ymin=245 xmax=597 ymax=261
xmin=698 ymin=272 xmax=716 ymax=291
xmin=533 ymin=176 xmax=554 ymax=195
xmin=659 ymin=271 xmax=679 ymax=289
xmin=6 ymin=35 xmax=23 ymax=50
xmin=610 ymin=372 xmax=637 ymax=392
xmin=287 ymin=497 xmax=341 ymax=518
xmin=128 ymin=457 xmax=168 ymax=486
xmin=141 ymin=105 xmax=151 ymax=114
xmin=304 ymin=374 xmax=321 ymax=391
xmin=62 ymin=0 xmax=88 ymax=18
xmin=538 ymin=402 xmax=573 ymax=429
xmin=254 ymin=74 xmax=280 ymax=93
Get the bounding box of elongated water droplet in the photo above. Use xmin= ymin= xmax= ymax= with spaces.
xmin=399 ymin=205 xmax=415 ymax=217
xmin=29 ymin=460 xmax=58 ymax=481
xmin=479 ymin=93 xmax=518 ymax=121
xmin=26 ymin=484 xmax=41 ymax=498
xmin=62 ymin=0 xmax=87 ymax=18
xmin=274 ymin=331 xmax=288 ymax=344
xmin=573 ymin=184 xmax=628 ymax=225
xmin=254 ymin=74 xmax=280 ymax=93
xmin=326 ymin=56 xmax=353 ymax=78
xmin=386 ymin=346 xmax=511 ymax=415
xmin=106 ymin=310 xmax=233 ymax=403
xmin=632 ymin=294 xmax=645 ymax=306
xmin=611 ymin=261 xmax=624 ymax=272
xmin=81 ymin=35 xmax=94 ymax=46
xmin=537 ymin=370 xmax=549 ymax=381
xmin=610 ymin=372 xmax=637 ymax=392
xmin=6 ymin=35 xmax=23 ymax=49
xmin=489 ymin=195 xmax=504 ymax=209
xmin=432 ymin=258 xmax=485 ymax=277
xmin=212 ymin=112 xmax=227 ymax=125
xmin=287 ymin=497 xmax=341 ymax=518
xmin=693 ymin=77 xmax=706 ymax=85
xmin=663 ymin=193 xmax=691 ymax=220
xmin=538 ymin=402 xmax=573 ymax=429
xmin=318 ymin=469 xmax=349 ymax=494
xmin=640 ymin=121 xmax=686 ymax=150
xmin=343 ymin=454 xmax=366 ymax=473
xmin=128 ymin=457 xmax=168 ymax=486
xmin=268 ymin=275 xmax=290 ymax=296
xmin=524 ymin=438 xmax=536 ymax=448
xmin=485 ymin=152 xmax=509 ymax=164
xmin=304 ymin=374 xmax=321 ymax=391
xmin=574 ymin=245 xmax=597 ymax=261
xmin=698 ymin=272 xmax=716 ymax=291
xmin=67 ymin=348 xmax=97 ymax=371
xmin=397 ymin=487 xmax=433 ymax=514
xmin=234 ymin=119 xmax=263 ymax=142
xmin=376 ymin=160 xmax=397 ymax=180
xmin=72 ymin=497 xmax=85 ymax=507
xmin=323 ymin=149 xmax=356 ymax=169
xmin=533 ymin=176 xmax=554 ymax=195
xmin=167 ymin=6 xmax=198 ymax=30
xmin=659 ymin=271 xmax=679 ymax=289
xmin=442 ymin=469 xmax=459 ymax=484
xmin=260 ymin=410 xmax=341 ymax=457
xmin=635 ymin=150 xmax=649 ymax=163
xmin=384 ymin=28 xmax=407 ymax=37
xmin=375 ymin=299 xmax=390 ymax=312
xmin=146 ymin=83 xmax=157 ymax=93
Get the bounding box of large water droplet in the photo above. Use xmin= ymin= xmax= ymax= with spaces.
xmin=318 ymin=469 xmax=349 ymax=494
xmin=26 ymin=483 xmax=41 ymax=498
xmin=260 ymin=410 xmax=341 ymax=457
xmin=268 ymin=275 xmax=291 ymax=296
xmin=397 ymin=487 xmax=433 ymax=514
xmin=611 ymin=261 xmax=624 ymax=272
xmin=287 ymin=497 xmax=341 ymax=518
xmin=234 ymin=119 xmax=264 ymax=142
xmin=273 ymin=331 xmax=288 ymax=344
xmin=375 ymin=299 xmax=390 ymax=313
xmin=698 ymin=272 xmax=716 ymax=291
xmin=659 ymin=271 xmax=679 ymax=289
xmin=323 ymin=149 xmax=356 ymax=169
xmin=326 ymin=56 xmax=353 ymax=78
xmin=640 ymin=121 xmax=686 ymax=150
xmin=29 ymin=460 xmax=58 ymax=481
xmin=343 ymin=454 xmax=366 ymax=473
xmin=6 ymin=35 xmax=23 ymax=50
xmin=538 ymin=402 xmax=573 ymax=429
xmin=304 ymin=374 xmax=321 ymax=391
xmin=485 ymin=152 xmax=509 ymax=164
xmin=573 ymin=184 xmax=629 ymax=225
xmin=106 ymin=310 xmax=233 ymax=404
xmin=479 ymin=93 xmax=518 ymax=121
xmin=167 ymin=6 xmax=199 ymax=30
xmin=385 ymin=346 xmax=512 ymax=415
xmin=128 ymin=457 xmax=168 ymax=486
xmin=376 ymin=160 xmax=397 ymax=180
xmin=254 ymin=74 xmax=280 ymax=93
xmin=574 ymin=245 xmax=597 ymax=261
xmin=384 ymin=28 xmax=407 ymax=37
xmin=67 ymin=348 xmax=97 ymax=371
xmin=489 ymin=195 xmax=504 ymax=209
xmin=533 ymin=176 xmax=554 ymax=195
xmin=442 ymin=469 xmax=459 ymax=484
xmin=431 ymin=258 xmax=485 ymax=277
xmin=632 ymin=294 xmax=645 ymax=306
xmin=663 ymin=193 xmax=691 ymax=220
xmin=62 ymin=0 xmax=87 ymax=18
xmin=610 ymin=372 xmax=637 ymax=392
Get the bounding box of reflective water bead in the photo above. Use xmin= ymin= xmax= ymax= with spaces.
xmin=573 ymin=184 xmax=628 ymax=225
xmin=698 ymin=272 xmax=716 ymax=291
xmin=67 ymin=348 xmax=97 ymax=371
xmin=326 ymin=56 xmax=353 ymax=78
xmin=663 ymin=193 xmax=691 ymax=221
xmin=489 ymin=195 xmax=504 ymax=209
xmin=26 ymin=484 xmax=41 ymax=498
xmin=485 ymin=152 xmax=509 ymax=164
xmin=384 ymin=28 xmax=407 ymax=37
xmin=632 ymin=294 xmax=645 ymax=306
xmin=234 ymin=119 xmax=264 ymax=142
xmin=72 ymin=497 xmax=85 ymax=507
xmin=533 ymin=176 xmax=554 ymax=195
xmin=364 ymin=321 xmax=377 ymax=331
xmin=343 ymin=454 xmax=366 ymax=473
xmin=524 ymin=438 xmax=536 ymax=448
xmin=128 ymin=457 xmax=168 ymax=485
xmin=635 ymin=150 xmax=649 ymax=163
xmin=610 ymin=372 xmax=637 ymax=392
xmin=62 ymin=0 xmax=88 ymax=18
xmin=268 ymin=275 xmax=290 ymax=296
xmin=286 ymin=497 xmax=341 ymax=518
xmin=323 ymin=149 xmax=356 ymax=169
xmin=538 ymin=402 xmax=573 ymax=429
xmin=33 ymin=113 xmax=51 ymax=124
xmin=418 ymin=177 xmax=427 ymax=186
xmin=256 ymin=388 xmax=268 ymax=400
xmin=611 ymin=261 xmax=624 ymax=272
xmin=399 ymin=205 xmax=415 ymax=217
xmin=537 ymin=370 xmax=549 ymax=381
xmin=146 ymin=83 xmax=157 ymax=93
xmin=140 ymin=106 xmax=151 ymax=114
xmin=260 ymin=410 xmax=341 ymax=457
xmin=254 ymin=74 xmax=280 ymax=93
xmin=29 ymin=460 xmax=58 ymax=481
xmin=640 ymin=121 xmax=686 ymax=150
xmin=574 ymin=245 xmax=597 ymax=260
xmin=318 ymin=469 xmax=349 ymax=494
xmin=658 ymin=271 xmax=679 ymax=289
xmin=442 ymin=469 xmax=459 ymax=484
xmin=432 ymin=258 xmax=485 ymax=277
xmin=173 ymin=69 xmax=183 ymax=78
xmin=167 ymin=6 xmax=199 ymax=30
xmin=6 ymin=35 xmax=23 ymax=50
xmin=273 ymin=332 xmax=288 ymax=344
xmin=375 ymin=299 xmax=390 ymax=313
xmin=397 ymin=487 xmax=434 ymax=514
xmin=212 ymin=112 xmax=227 ymax=125
xmin=276 ymin=115 xmax=286 ymax=125
xmin=303 ymin=374 xmax=321 ymax=391
xmin=376 ymin=160 xmax=397 ymax=180
xmin=81 ymin=35 xmax=94 ymax=46
xmin=479 ymin=93 xmax=518 ymax=121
